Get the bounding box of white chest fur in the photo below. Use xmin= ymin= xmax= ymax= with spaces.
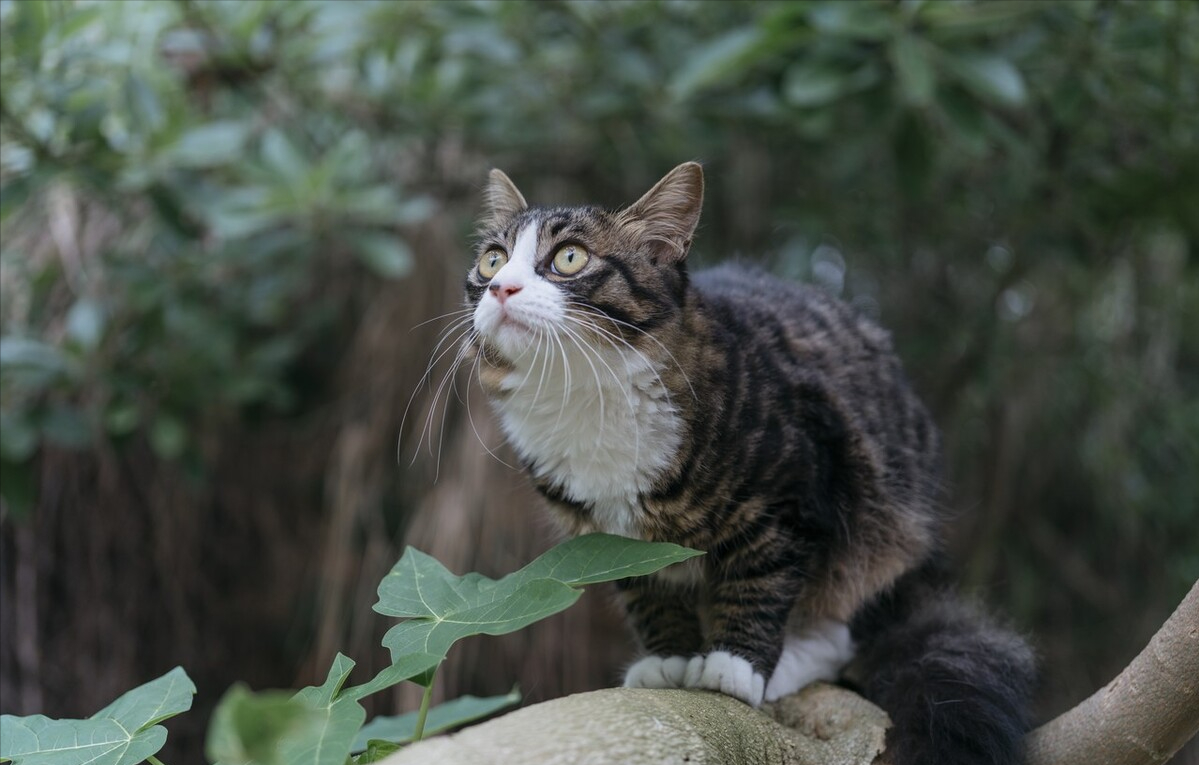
xmin=492 ymin=344 xmax=681 ymax=537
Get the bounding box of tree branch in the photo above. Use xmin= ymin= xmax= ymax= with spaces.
xmin=1025 ymin=580 xmax=1199 ymax=765
xmin=382 ymin=683 xmax=888 ymax=765
xmin=381 ymin=583 xmax=1199 ymax=765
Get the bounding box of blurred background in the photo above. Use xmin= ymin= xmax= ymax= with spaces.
xmin=1 ymin=0 xmax=1196 ymax=761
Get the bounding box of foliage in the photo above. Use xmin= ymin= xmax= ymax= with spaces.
xmin=376 ymin=532 xmax=705 ymax=660
xmin=349 ymin=689 xmax=520 ymax=755
xmin=1 ymin=0 xmax=1197 ymax=757
xmin=0 ymin=534 xmax=698 ymax=765
xmin=0 ymin=0 xmax=429 ymax=513
xmin=0 ymin=667 xmax=195 ymax=765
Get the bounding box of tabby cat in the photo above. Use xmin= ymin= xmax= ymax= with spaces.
xmin=459 ymin=163 xmax=1035 ymax=764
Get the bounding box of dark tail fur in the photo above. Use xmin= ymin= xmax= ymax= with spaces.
xmin=849 ymin=561 xmax=1036 ymax=765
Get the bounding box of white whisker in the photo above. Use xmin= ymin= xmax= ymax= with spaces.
xmin=528 ymin=326 xmax=552 ymax=422
xmin=423 ymin=338 xmax=475 ymax=477
xmin=565 ymin=301 xmax=696 ymax=401
xmin=464 ymin=350 xmax=520 ymax=471
xmin=398 ymin=319 xmax=475 ymax=464
xmin=557 ymin=325 xmax=608 ymax=449
xmin=409 ymin=306 xmax=475 ymax=332
xmin=549 ymin=331 xmax=572 ymax=433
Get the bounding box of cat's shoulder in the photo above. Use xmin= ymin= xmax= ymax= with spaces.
xmin=692 ymin=261 xmax=826 ymax=303
xmin=691 ymin=261 xmax=892 ymax=350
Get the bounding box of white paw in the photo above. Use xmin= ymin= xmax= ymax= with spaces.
xmin=764 ymin=619 xmax=855 ymax=702
xmin=683 ymin=651 xmax=765 ymax=707
xmin=624 ymin=655 xmax=690 ymax=689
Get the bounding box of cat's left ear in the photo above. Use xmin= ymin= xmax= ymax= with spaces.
xmin=617 ymin=162 xmax=704 ymax=261
xmin=482 ymin=168 xmax=528 ymax=226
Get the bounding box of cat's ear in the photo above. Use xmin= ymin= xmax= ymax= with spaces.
xmin=482 ymin=169 xmax=528 ymax=226
xmin=617 ymin=162 xmax=704 ymax=261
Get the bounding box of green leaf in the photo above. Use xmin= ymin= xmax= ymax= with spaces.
xmin=205 ymin=188 xmax=287 ymax=240
xmin=124 ymin=74 xmax=165 ymax=133
xmin=351 ymin=688 xmax=520 ymax=752
xmin=167 ymin=121 xmax=254 ymax=168
xmin=64 ymin=298 xmax=107 ymax=351
xmin=94 ymin=667 xmax=196 ymax=731
xmin=950 ymin=54 xmax=1027 ymax=108
xmin=783 ymin=60 xmax=881 ymax=108
xmin=891 ymin=34 xmax=936 ymax=107
xmin=807 ymin=3 xmax=894 ymax=41
xmin=919 ymin=1 xmax=1039 ymax=34
xmin=149 ymin=415 xmax=188 ymax=460
xmin=206 ymin=686 xmax=312 ymax=765
xmin=339 ymin=652 xmax=444 ymax=701
xmin=277 ymin=696 xmax=363 ymax=765
xmin=375 ymin=533 xmax=702 ymax=661
xmin=261 ymin=129 xmax=311 ymax=185
xmin=502 ymin=533 xmax=704 ymax=588
xmin=353 ymin=739 xmax=400 ymax=764
xmin=280 ymin=656 xmax=367 ymax=765
xmin=353 ymin=234 xmax=413 ymax=279
xmin=669 ymin=27 xmax=765 ymax=101
xmin=0 ymin=666 xmax=195 ymax=765
xmin=0 ymin=337 xmax=75 ymax=390
xmin=338 ymin=187 xmax=406 ymax=227
xmin=104 ymin=403 xmax=141 ymax=436
xmin=783 ymin=60 xmax=852 ymax=107
xmin=206 ymin=656 xmax=367 ymax=765
xmin=293 ymin=653 xmax=355 ymax=707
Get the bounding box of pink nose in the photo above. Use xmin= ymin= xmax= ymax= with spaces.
xmin=489 ymin=282 xmax=522 ymax=304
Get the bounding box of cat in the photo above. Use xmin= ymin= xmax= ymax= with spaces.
xmin=459 ymin=162 xmax=1035 ymax=764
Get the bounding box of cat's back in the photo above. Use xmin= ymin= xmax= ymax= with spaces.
xmin=690 ymin=262 xmax=895 ymax=371
xmin=689 ymin=262 xmax=942 ymax=500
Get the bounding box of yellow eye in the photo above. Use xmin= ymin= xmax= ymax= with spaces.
xmin=478 ymin=249 xmax=508 ymax=279
xmin=551 ymin=244 xmax=590 ymax=276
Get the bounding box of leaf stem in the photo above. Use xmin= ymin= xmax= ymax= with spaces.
xmin=412 ymin=669 xmax=437 ymax=742
xmin=148 ymin=756 xmax=166 ymax=765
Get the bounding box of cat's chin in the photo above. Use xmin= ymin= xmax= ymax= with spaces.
xmin=482 ymin=314 xmax=547 ymax=359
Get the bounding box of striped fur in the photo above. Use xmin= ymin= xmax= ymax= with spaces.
xmin=459 ymin=163 xmax=1035 ymax=764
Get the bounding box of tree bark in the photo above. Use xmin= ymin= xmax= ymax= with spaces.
xmin=382 ymin=683 xmax=889 ymax=765
xmin=1026 ymin=580 xmax=1199 ymax=765
xmin=382 ymin=583 xmax=1199 ymax=765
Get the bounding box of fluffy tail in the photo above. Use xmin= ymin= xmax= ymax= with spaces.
xmin=850 ymin=562 xmax=1036 ymax=765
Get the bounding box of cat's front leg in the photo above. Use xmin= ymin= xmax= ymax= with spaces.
xmin=683 ymin=567 xmax=794 ymax=707
xmin=615 ymin=576 xmax=703 ymax=690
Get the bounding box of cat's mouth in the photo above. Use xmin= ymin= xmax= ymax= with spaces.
xmin=491 ymin=309 xmax=538 ymax=337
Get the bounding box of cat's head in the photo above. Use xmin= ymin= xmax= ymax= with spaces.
xmin=466 ymin=162 xmax=704 ymax=366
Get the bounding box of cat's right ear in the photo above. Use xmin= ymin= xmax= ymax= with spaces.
xmin=482 ymin=169 xmax=528 ymax=226
xmin=617 ymin=162 xmax=704 ymax=261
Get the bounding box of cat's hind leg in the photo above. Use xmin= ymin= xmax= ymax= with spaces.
xmin=763 ymin=618 xmax=855 ymax=702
